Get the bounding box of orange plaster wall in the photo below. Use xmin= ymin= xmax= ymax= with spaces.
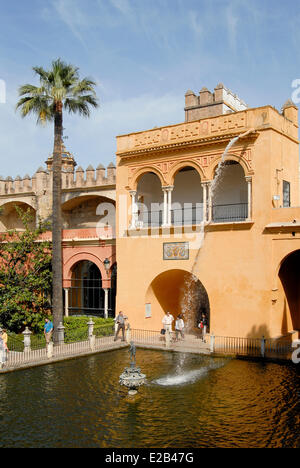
xmin=115 ymin=106 xmax=300 ymax=339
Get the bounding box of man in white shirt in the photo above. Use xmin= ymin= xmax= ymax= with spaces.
xmin=162 ymin=311 xmax=174 ymax=334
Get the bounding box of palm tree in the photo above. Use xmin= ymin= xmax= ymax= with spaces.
xmin=16 ymin=58 xmax=99 ymax=341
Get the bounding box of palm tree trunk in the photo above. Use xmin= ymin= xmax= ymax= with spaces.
xmin=52 ymin=101 xmax=63 ymax=342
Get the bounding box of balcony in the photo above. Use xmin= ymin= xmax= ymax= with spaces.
xmin=136 ymin=203 xmax=248 ymax=228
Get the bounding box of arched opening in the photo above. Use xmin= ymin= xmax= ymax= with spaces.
xmin=136 ymin=172 xmax=163 ymax=227
xmin=172 ymin=166 xmax=203 ymax=225
xmin=0 ymin=201 xmax=36 ymax=231
xmin=279 ymin=250 xmax=300 ymax=337
xmin=62 ymin=195 xmax=115 ymax=229
xmin=212 ymin=161 xmax=248 ymax=222
xmin=69 ymin=260 xmax=105 ymax=317
xmin=146 ymin=269 xmax=210 ymax=332
xmin=109 ymin=263 xmax=117 ymax=317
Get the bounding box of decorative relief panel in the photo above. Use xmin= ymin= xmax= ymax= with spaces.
xmin=127 ymin=146 xmax=253 ymax=188
xmin=163 ymin=242 xmax=189 ymax=260
xmin=117 ymin=112 xmax=248 ymax=154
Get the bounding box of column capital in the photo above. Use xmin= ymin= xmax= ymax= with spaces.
xmin=129 ymin=190 xmax=137 ymax=196
xmin=245 ymin=175 xmax=252 ymax=182
xmin=162 ymin=185 xmax=174 ymax=191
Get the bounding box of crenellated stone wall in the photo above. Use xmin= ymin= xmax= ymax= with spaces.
xmin=0 ymin=161 xmax=116 ymax=226
xmin=0 ymin=163 xmax=116 ymax=196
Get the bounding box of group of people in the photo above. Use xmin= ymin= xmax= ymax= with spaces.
xmin=162 ymin=310 xmax=208 ymax=342
xmin=113 ymin=310 xmax=208 ymax=344
xmin=0 ymin=318 xmax=54 ymax=369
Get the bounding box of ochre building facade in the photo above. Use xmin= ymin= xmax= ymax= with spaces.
xmin=115 ymin=85 xmax=300 ymax=340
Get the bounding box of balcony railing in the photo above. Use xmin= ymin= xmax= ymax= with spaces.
xmin=136 ymin=203 xmax=248 ymax=227
xmin=212 ymin=203 xmax=248 ymax=223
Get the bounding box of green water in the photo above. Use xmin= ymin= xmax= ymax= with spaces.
xmin=0 ymin=349 xmax=299 ymax=448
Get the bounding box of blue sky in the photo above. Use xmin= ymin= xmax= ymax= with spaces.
xmin=0 ymin=0 xmax=299 ymax=177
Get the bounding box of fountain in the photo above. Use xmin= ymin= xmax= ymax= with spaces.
xmin=119 ymin=341 xmax=146 ymax=395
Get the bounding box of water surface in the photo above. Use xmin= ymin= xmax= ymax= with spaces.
xmin=0 ymin=349 xmax=299 ymax=448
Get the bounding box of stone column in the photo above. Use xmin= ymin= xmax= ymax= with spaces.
xmin=207 ymin=181 xmax=213 ymax=222
xmin=201 ymin=182 xmax=208 ymax=223
xmin=245 ymin=176 xmax=252 ymax=220
xmin=167 ymin=186 xmax=174 ymax=226
xmin=129 ymin=190 xmax=138 ymax=229
xmin=162 ymin=187 xmax=168 ymax=226
xmin=104 ymin=288 xmax=109 ymax=319
xmin=64 ymin=288 xmax=69 ymax=317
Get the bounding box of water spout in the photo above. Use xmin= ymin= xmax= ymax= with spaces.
xmin=181 ymin=128 xmax=256 ymax=327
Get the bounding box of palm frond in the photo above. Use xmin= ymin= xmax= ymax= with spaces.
xmin=17 ymin=58 xmax=98 ymax=123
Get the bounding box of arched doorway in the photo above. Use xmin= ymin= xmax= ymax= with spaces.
xmin=146 ymin=269 xmax=210 ymax=332
xmin=69 ymin=260 xmax=105 ymax=316
xmin=279 ymin=250 xmax=300 ymax=337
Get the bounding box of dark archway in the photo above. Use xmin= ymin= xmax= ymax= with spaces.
xmin=69 ymin=260 xmax=105 ymax=316
xmin=279 ymin=250 xmax=300 ymax=336
xmin=147 ymin=269 xmax=210 ymax=332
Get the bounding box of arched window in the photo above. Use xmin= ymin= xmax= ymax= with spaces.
xmin=136 ymin=172 xmax=163 ymax=227
xmin=212 ymin=161 xmax=248 ymax=222
xmin=69 ymin=260 xmax=104 ymax=316
xmin=172 ymin=167 xmax=203 ymax=225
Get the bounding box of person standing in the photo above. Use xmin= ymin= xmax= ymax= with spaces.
xmin=162 ymin=311 xmax=174 ymax=335
xmin=44 ymin=318 xmax=54 ymax=348
xmin=114 ymin=311 xmax=128 ymax=342
xmin=0 ymin=328 xmax=8 ymax=368
xmin=199 ymin=312 xmax=208 ymax=343
xmin=175 ymin=315 xmax=185 ymax=341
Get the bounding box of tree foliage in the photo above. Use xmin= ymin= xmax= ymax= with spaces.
xmin=0 ymin=207 xmax=52 ymax=333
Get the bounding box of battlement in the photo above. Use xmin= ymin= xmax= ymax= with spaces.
xmin=0 ymin=163 xmax=116 ymax=196
xmin=185 ymin=83 xmax=248 ymax=121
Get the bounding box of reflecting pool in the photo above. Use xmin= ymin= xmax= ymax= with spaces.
xmin=0 ymin=349 xmax=299 ymax=448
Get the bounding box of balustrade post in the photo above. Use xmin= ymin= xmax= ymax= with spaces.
xmin=22 ymin=327 xmax=32 ymax=353
xmin=87 ymin=319 xmax=95 ymax=350
xmin=57 ymin=322 xmax=65 ymax=345
xmin=47 ymin=342 xmax=54 ymax=358
xmin=210 ymin=333 xmax=215 ymax=353
xmin=87 ymin=318 xmax=95 ymax=338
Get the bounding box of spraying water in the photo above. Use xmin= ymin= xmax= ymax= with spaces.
xmin=180 ymin=130 xmax=255 ymax=342
xmin=164 ymin=129 xmax=255 ymax=385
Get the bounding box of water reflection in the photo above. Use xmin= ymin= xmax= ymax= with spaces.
xmin=0 ymin=349 xmax=299 ymax=448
